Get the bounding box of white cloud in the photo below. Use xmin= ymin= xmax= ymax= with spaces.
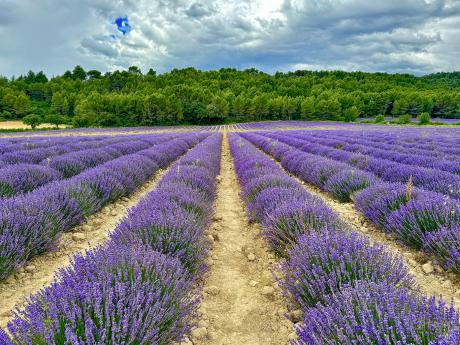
xmin=0 ymin=0 xmax=459 ymax=76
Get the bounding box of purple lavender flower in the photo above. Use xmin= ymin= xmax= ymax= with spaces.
xmin=295 ymin=281 xmax=460 ymax=345
xmin=110 ymin=196 xmax=208 ymax=273
xmin=243 ymin=174 xmax=299 ymax=202
xmin=424 ymin=226 xmax=460 ymax=275
xmin=324 ymin=169 xmax=378 ymax=202
xmin=8 ymin=246 xmax=198 ymax=345
xmin=282 ymin=231 xmax=414 ymax=308
xmin=0 ymin=164 xmax=62 ymax=197
xmin=0 ymin=329 xmax=12 ymax=345
xmin=387 ymin=195 xmax=460 ymax=249
xmin=248 ymin=186 xmax=312 ymax=222
xmin=262 ymin=200 xmax=345 ymax=256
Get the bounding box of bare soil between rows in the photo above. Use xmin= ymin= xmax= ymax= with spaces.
xmin=0 ymin=167 xmax=169 ymax=328
xmin=186 ymin=134 xmax=293 ymax=345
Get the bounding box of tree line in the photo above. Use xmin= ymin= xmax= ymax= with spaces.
xmin=1 ymin=66 xmax=460 ymax=127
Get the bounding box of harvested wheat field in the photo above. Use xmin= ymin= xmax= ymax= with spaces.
xmin=1 ymin=121 xmax=460 ymax=344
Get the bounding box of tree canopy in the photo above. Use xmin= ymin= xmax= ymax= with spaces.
xmin=1 ymin=66 xmax=460 ymax=127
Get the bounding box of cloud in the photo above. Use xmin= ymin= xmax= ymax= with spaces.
xmin=0 ymin=0 xmax=459 ymax=77
xmin=185 ymin=2 xmax=214 ymax=18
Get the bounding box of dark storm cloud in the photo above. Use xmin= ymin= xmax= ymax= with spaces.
xmin=0 ymin=0 xmax=459 ymax=77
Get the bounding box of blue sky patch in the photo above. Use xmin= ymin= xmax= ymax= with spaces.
xmin=113 ymin=16 xmax=131 ymax=35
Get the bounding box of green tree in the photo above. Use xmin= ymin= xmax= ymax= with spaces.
xmin=72 ymin=65 xmax=87 ymax=80
xmin=343 ymin=106 xmax=359 ymax=122
xmin=22 ymin=114 xmax=42 ymax=129
xmin=87 ymin=70 xmax=102 ymax=79
xmin=51 ymin=92 xmax=69 ymax=115
xmin=300 ymin=97 xmax=315 ymax=120
xmin=392 ymin=99 xmax=409 ymax=116
xmin=44 ymin=114 xmax=67 ymax=128
xmin=13 ymin=93 xmax=31 ymax=117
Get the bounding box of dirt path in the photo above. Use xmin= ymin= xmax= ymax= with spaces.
xmin=269 ymin=158 xmax=460 ymax=309
xmin=0 ymin=167 xmax=169 ymax=328
xmin=186 ymin=134 xmax=292 ymax=345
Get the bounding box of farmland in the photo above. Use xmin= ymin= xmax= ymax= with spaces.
xmin=0 ymin=121 xmax=460 ymax=344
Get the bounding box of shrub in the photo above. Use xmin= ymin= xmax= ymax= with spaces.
xmin=0 ymin=164 xmax=62 ymax=197
xmin=374 ymin=114 xmax=385 ymax=123
xmin=110 ymin=190 xmax=208 ymax=273
xmin=249 ymin=186 xmax=312 ymax=222
xmin=262 ymin=200 xmax=344 ymax=256
xmin=7 ymin=246 xmax=197 ymax=345
xmin=295 ymin=281 xmax=460 ymax=345
xmin=417 ymin=112 xmax=431 ymax=125
xmin=243 ymin=174 xmax=298 ymax=202
xmin=324 ymin=169 xmax=378 ymax=202
xmin=387 ymin=195 xmax=460 ymax=249
xmin=282 ymin=232 xmax=414 ymax=308
xmin=425 ymin=226 xmax=460 ymax=274
xmin=397 ymin=114 xmax=412 ymax=124
xmin=354 ymin=183 xmax=431 ymax=229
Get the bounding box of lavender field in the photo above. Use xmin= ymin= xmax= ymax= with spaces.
xmin=1 ymin=122 xmax=460 ymax=344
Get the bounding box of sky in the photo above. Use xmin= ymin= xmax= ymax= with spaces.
xmin=0 ymin=0 xmax=460 ymax=77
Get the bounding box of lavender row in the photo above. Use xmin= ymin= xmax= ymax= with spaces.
xmin=323 ymin=128 xmax=460 ymax=155
xmin=229 ymin=134 xmax=459 ymax=344
xmin=0 ymin=133 xmax=208 ymax=280
xmin=0 ymin=134 xmax=129 ymax=155
xmin=261 ymin=131 xmax=460 ymax=199
xmin=0 ymin=134 xmax=142 ymax=166
xmin=41 ymin=133 xmax=177 ymax=178
xmin=289 ymin=130 xmax=460 ymax=173
xmin=0 ymin=134 xmax=179 ymax=198
xmin=241 ymin=132 xmax=460 ymax=278
xmin=355 ymin=183 xmax=460 ymax=274
xmin=307 ymin=130 xmax=460 ymax=162
xmin=1 ymin=134 xmax=222 ymax=344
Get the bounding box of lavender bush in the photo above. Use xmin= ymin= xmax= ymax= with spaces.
xmin=262 ymin=201 xmax=344 ymax=256
xmin=248 ymin=186 xmax=312 ymax=222
xmin=110 ymin=199 xmax=208 ymax=273
xmin=8 ymin=245 xmax=197 ymax=345
xmin=425 ymin=226 xmax=460 ymax=275
xmin=0 ymin=164 xmax=62 ymax=197
xmin=387 ymin=195 xmax=460 ymax=249
xmin=295 ymin=281 xmax=460 ymax=345
xmin=282 ymin=231 xmax=414 ymax=308
xmin=323 ymin=169 xmax=378 ymax=202
xmin=354 ymin=183 xmax=418 ymax=229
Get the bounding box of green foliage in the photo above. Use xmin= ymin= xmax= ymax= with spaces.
xmin=72 ymin=65 xmax=87 ymax=80
xmin=397 ymin=114 xmax=412 ymax=124
xmin=44 ymin=114 xmax=67 ymax=128
xmin=1 ymin=67 xmax=460 ymax=127
xmin=374 ymin=114 xmax=385 ymax=123
xmin=22 ymin=114 xmax=42 ymax=129
xmin=417 ymin=112 xmax=431 ymax=125
xmin=343 ymin=106 xmax=359 ymax=122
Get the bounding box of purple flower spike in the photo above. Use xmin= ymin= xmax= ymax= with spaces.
xmin=295 ymin=281 xmax=460 ymax=345
xmin=282 ymin=231 xmax=415 ymax=308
